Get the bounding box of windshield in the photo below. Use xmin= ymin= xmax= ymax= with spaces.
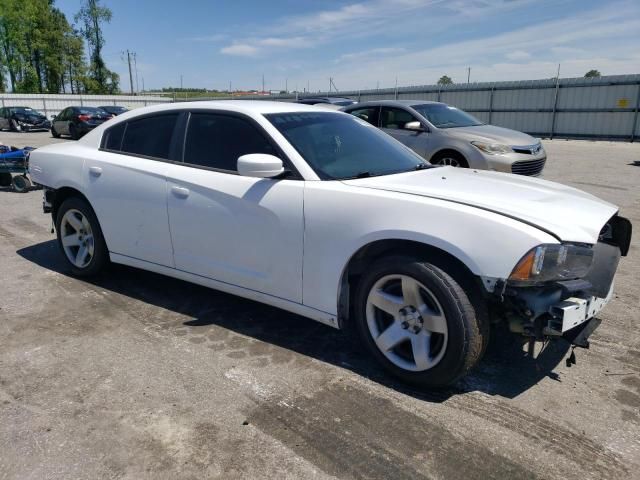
xmin=413 ymin=104 xmax=483 ymax=129
xmin=266 ymin=112 xmax=430 ymax=180
xmin=11 ymin=107 xmax=44 ymax=116
xmin=78 ymin=107 xmax=106 ymax=115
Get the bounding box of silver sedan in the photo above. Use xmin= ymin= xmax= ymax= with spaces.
xmin=342 ymin=100 xmax=546 ymax=176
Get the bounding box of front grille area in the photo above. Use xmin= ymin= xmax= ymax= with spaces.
xmin=511 ymin=158 xmax=546 ymax=176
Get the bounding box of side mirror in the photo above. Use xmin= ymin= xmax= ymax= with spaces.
xmin=404 ymin=121 xmax=425 ymax=132
xmin=237 ymin=154 xmax=285 ymax=178
xmin=50 ymin=115 xmax=56 ymax=120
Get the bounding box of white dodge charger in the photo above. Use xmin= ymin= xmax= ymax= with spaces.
xmin=29 ymin=101 xmax=632 ymax=387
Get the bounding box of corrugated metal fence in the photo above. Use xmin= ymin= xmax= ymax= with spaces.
xmin=2 ymin=75 xmax=639 ymax=140
xmin=0 ymin=94 xmax=171 ymax=119
xmin=231 ymin=74 xmax=640 ymax=141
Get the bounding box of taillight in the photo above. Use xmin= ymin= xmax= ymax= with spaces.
xmin=77 ymin=114 xmax=91 ymax=122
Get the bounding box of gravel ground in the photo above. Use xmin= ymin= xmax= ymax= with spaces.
xmin=1 ymin=131 xmax=639 ymax=480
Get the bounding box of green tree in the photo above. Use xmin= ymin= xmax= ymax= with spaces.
xmin=75 ymin=0 xmax=119 ymax=93
xmin=437 ymin=75 xmax=453 ymax=85
xmin=584 ymin=69 xmax=601 ymax=78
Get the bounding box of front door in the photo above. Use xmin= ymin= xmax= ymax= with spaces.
xmin=380 ymin=106 xmax=429 ymax=158
xmin=166 ymin=112 xmax=304 ymax=302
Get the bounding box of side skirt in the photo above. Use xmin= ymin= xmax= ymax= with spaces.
xmin=109 ymin=252 xmax=339 ymax=329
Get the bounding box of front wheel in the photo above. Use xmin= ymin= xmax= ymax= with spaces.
xmin=431 ymin=152 xmax=468 ymax=168
xmin=354 ymin=255 xmax=486 ymax=388
xmin=9 ymin=119 xmax=21 ymax=132
xmin=56 ymin=197 xmax=109 ymax=276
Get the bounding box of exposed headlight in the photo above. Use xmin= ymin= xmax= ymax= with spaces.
xmin=509 ymin=244 xmax=593 ymax=284
xmin=471 ymin=141 xmax=512 ymax=155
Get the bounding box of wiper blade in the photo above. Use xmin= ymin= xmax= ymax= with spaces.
xmin=414 ymin=163 xmax=431 ymax=170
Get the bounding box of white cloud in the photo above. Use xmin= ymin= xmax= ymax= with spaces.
xmin=505 ymin=50 xmax=531 ymax=61
xmin=337 ymin=47 xmax=406 ymax=62
xmin=220 ymin=44 xmax=259 ymax=56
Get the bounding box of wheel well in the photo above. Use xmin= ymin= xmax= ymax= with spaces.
xmin=430 ymin=148 xmax=467 ymax=164
xmin=51 ymin=187 xmax=91 ymax=222
xmin=337 ymin=239 xmax=484 ymax=328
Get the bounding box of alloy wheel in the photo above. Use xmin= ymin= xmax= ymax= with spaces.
xmin=366 ymin=274 xmax=448 ymax=372
xmin=60 ymin=209 xmax=95 ymax=268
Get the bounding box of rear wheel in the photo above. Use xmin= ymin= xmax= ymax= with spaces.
xmin=69 ymin=124 xmax=80 ymax=140
xmin=9 ymin=119 xmax=21 ymax=132
xmin=354 ymin=255 xmax=486 ymax=387
xmin=51 ymin=126 xmax=60 ymax=138
xmin=56 ymin=197 xmax=109 ymax=276
xmin=431 ymin=151 xmax=468 ymax=168
xmin=12 ymin=175 xmax=31 ymax=192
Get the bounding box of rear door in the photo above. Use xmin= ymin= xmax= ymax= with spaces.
xmin=166 ymin=111 xmax=304 ymax=302
xmin=83 ymin=113 xmax=180 ymax=266
xmin=55 ymin=108 xmax=70 ymax=135
xmin=0 ymin=108 xmax=6 ymax=130
xmin=380 ymin=106 xmax=429 ymax=157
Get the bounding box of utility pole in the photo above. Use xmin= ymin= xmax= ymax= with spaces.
xmin=285 ymin=78 xmax=288 ymax=93
xmin=467 ymin=67 xmax=471 ymax=84
xmin=262 ymin=74 xmax=265 ymax=93
xmin=133 ymin=52 xmax=140 ymax=94
xmin=180 ymin=75 xmax=183 ymax=90
xmin=142 ymin=76 xmax=145 ymax=93
xmin=229 ymin=81 xmax=232 ymax=94
xmin=126 ymin=50 xmax=134 ymax=95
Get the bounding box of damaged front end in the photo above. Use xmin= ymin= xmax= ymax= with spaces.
xmin=495 ymin=215 xmax=631 ymax=352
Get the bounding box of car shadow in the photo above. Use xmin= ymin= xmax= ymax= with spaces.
xmin=17 ymin=239 xmax=571 ymax=402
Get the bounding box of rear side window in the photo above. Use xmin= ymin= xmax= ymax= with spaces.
xmin=102 ymin=122 xmax=126 ymax=151
xmin=121 ymin=114 xmax=178 ymax=159
xmin=184 ymin=113 xmax=276 ymax=171
xmin=348 ymin=107 xmax=379 ymax=126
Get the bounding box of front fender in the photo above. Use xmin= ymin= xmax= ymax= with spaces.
xmin=302 ymin=182 xmax=556 ymax=316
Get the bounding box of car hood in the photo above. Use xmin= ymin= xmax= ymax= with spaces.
xmin=443 ymin=124 xmax=539 ymax=146
xmin=342 ymin=167 xmax=617 ymax=244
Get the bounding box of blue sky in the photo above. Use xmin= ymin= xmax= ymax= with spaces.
xmin=55 ymin=0 xmax=640 ymax=92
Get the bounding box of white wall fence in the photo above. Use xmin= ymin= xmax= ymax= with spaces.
xmin=0 ymin=94 xmax=171 ymax=119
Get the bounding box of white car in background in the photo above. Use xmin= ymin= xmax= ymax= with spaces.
xmin=29 ymin=102 xmax=631 ymax=387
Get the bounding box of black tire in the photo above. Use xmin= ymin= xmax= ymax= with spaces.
xmin=51 ymin=126 xmax=60 ymax=138
xmin=431 ymin=151 xmax=468 ymax=168
xmin=11 ymin=175 xmax=30 ymax=192
xmin=55 ymin=196 xmax=109 ymax=276
xmin=0 ymin=172 xmax=11 ymax=187
xmin=9 ymin=119 xmax=21 ymax=132
xmin=69 ymin=124 xmax=80 ymax=140
xmin=354 ymin=255 xmax=486 ymax=388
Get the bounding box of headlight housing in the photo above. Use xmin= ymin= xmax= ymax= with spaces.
xmin=509 ymin=244 xmax=593 ymax=284
xmin=470 ymin=141 xmax=512 ymax=155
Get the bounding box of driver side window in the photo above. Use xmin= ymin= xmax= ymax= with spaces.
xmin=380 ymin=107 xmax=417 ymax=130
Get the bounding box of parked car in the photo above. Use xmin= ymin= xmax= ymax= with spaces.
xmin=29 ymin=102 xmax=631 ymax=387
xmin=51 ymin=106 xmax=113 ymax=140
xmin=0 ymin=106 xmax=51 ymax=132
xmin=99 ymin=105 xmax=129 ymax=116
xmin=343 ymin=100 xmax=546 ymax=176
xmin=297 ymin=97 xmax=356 ymax=107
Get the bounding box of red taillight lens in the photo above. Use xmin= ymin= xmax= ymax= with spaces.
xmin=77 ymin=114 xmax=90 ymax=122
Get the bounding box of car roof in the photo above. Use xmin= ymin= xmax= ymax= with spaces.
xmin=109 ymin=100 xmax=341 ymax=118
xmin=345 ymin=99 xmax=444 ymax=109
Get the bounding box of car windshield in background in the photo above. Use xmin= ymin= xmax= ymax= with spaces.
xmin=333 ymin=100 xmax=355 ymax=106
xmin=79 ymin=107 xmax=106 ymax=115
xmin=11 ymin=107 xmax=43 ymax=116
xmin=266 ymin=112 xmax=429 ymax=180
xmin=413 ymin=104 xmax=484 ymax=129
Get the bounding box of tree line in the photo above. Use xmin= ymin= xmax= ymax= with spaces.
xmin=0 ymin=0 xmax=118 ymax=94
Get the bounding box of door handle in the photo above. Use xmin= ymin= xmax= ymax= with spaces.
xmin=171 ymin=186 xmax=190 ymax=198
xmin=89 ymin=166 xmax=102 ymax=177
